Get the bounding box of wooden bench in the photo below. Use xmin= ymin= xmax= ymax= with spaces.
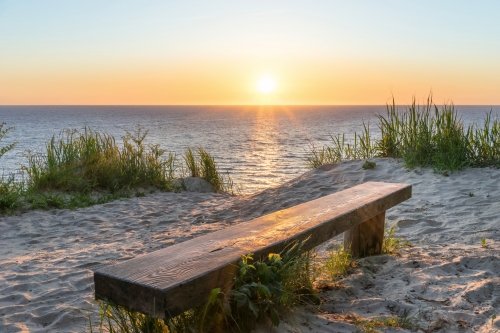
xmin=94 ymin=181 xmax=411 ymax=319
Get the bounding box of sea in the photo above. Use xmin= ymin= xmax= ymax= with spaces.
xmin=0 ymin=105 xmax=498 ymax=194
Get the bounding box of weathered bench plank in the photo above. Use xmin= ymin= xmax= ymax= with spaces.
xmin=94 ymin=181 xmax=411 ymax=318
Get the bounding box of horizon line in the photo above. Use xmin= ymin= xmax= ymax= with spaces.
xmin=2 ymin=104 xmax=500 ymax=107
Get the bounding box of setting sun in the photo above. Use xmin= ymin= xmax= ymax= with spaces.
xmin=257 ymin=76 xmax=276 ymax=94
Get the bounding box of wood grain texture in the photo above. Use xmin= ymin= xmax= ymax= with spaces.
xmin=94 ymin=181 xmax=412 ymax=318
xmin=344 ymin=211 xmax=385 ymax=257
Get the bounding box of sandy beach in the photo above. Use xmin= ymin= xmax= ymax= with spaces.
xmin=2 ymin=158 xmax=500 ymax=332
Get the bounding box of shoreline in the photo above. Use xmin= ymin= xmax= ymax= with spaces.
xmin=2 ymin=158 xmax=500 ymax=332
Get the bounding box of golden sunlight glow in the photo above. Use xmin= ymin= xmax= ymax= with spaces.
xmin=257 ymin=76 xmax=276 ymax=94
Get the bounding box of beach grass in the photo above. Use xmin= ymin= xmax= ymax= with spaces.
xmin=0 ymin=125 xmax=234 ymax=214
xmin=183 ymin=147 xmax=201 ymax=178
xmin=323 ymin=244 xmax=354 ymax=280
xmin=183 ymin=147 xmax=236 ymax=194
xmin=305 ymin=123 xmax=373 ymax=169
xmin=24 ymin=126 xmax=176 ymax=194
xmin=307 ymin=95 xmax=500 ymax=172
xmin=0 ymin=174 xmax=24 ymax=212
xmin=345 ymin=311 xmax=419 ymax=333
xmin=0 ymin=122 xmax=18 ymax=159
xmin=377 ymin=97 xmax=470 ymax=171
xmin=91 ymin=302 xmax=167 ymax=333
xmin=382 ymin=220 xmax=409 ymax=254
xmin=0 ymin=123 xmax=21 ymax=212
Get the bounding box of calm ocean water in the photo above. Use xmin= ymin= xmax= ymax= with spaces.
xmin=0 ymin=105 xmax=498 ymax=194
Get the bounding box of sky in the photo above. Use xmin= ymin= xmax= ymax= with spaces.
xmin=1 ymin=1 xmax=500 ymax=105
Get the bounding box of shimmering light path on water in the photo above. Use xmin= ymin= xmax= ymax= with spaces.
xmin=0 ymin=106 xmax=498 ymax=194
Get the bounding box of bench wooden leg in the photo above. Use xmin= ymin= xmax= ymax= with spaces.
xmin=343 ymin=212 xmax=385 ymax=257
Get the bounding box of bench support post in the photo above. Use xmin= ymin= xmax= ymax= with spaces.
xmin=343 ymin=212 xmax=385 ymax=257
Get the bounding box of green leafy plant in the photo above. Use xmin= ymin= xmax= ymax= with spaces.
xmin=230 ymin=253 xmax=283 ymax=329
xmin=229 ymin=240 xmax=317 ymax=332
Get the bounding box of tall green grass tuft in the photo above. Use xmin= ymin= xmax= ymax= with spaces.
xmin=93 ymin=240 xmax=316 ymax=333
xmin=346 ymin=311 xmax=419 ymax=332
xmin=0 ymin=122 xmax=18 ymax=159
xmin=0 ymin=124 xmax=234 ymax=214
xmin=305 ymin=122 xmax=374 ymax=169
xmin=377 ymin=96 xmax=469 ymax=171
xmin=91 ymin=301 xmax=167 ymax=333
xmin=0 ymin=123 xmax=20 ymax=213
xmin=307 ymin=95 xmax=500 ymax=172
xmin=0 ymin=174 xmax=23 ymax=212
xmin=183 ymin=147 xmax=236 ymax=194
xmin=466 ymin=111 xmax=500 ymax=167
xmin=183 ymin=147 xmax=201 ymax=178
xmin=24 ymin=126 xmax=176 ymax=194
xmin=323 ymin=244 xmax=354 ymax=280
xmin=382 ymin=220 xmax=409 ymax=254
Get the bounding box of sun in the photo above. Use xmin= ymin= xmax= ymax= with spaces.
xmin=257 ymin=76 xmax=276 ymax=94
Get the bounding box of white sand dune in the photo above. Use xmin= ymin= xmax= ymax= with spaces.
xmin=2 ymin=158 xmax=500 ymax=332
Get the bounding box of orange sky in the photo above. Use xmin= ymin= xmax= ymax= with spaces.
xmin=1 ymin=1 xmax=500 ymax=105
